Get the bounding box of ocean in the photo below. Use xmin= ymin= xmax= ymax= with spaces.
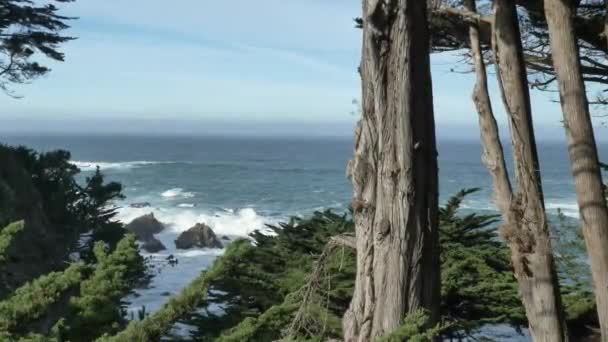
xmin=1 ymin=133 xmax=603 ymax=340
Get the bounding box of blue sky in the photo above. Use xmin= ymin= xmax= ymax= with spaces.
xmin=0 ymin=0 xmax=598 ymax=138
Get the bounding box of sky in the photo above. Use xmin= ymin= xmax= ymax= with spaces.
xmin=0 ymin=0 xmax=603 ymax=139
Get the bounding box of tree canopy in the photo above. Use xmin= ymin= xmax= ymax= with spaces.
xmin=0 ymin=0 xmax=75 ymax=94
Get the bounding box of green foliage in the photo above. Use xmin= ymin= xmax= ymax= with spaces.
xmin=12 ymin=147 xmax=125 ymax=240
xmin=551 ymin=209 xmax=598 ymax=336
xmin=174 ymin=211 xmax=355 ymax=341
xmin=0 ymin=234 xmax=146 ymax=341
xmin=0 ymin=0 xmax=75 ymax=94
xmin=0 ymin=179 xmax=16 ymax=225
xmin=199 ymin=191 xmax=523 ymax=341
xmin=1 ymin=320 xmax=67 ymax=342
xmin=0 ymin=145 xmax=148 ymax=340
xmin=216 ymin=300 xmax=299 ymax=342
xmin=440 ymin=189 xmax=525 ymax=338
xmin=75 ymin=167 xmax=127 ymax=251
xmin=0 ymin=145 xmax=128 ymax=302
xmin=0 ymin=145 xmax=44 ymax=228
xmin=0 ymin=263 xmax=85 ymax=335
xmin=136 ymin=306 xmax=147 ymax=321
xmin=0 ymin=221 xmax=24 ymax=262
xmin=12 ymin=147 xmax=81 ymax=226
xmin=1 ymin=145 xmax=126 ymax=258
xmin=96 ymin=250 xmax=225 ymax=342
xmin=376 ymin=310 xmax=443 ymax=342
xmin=0 ymin=184 xmax=598 ymax=341
xmin=102 ymin=212 xmax=353 ymax=342
xmin=439 ymin=188 xmax=499 ymax=247
xmin=177 ymin=193 xmax=525 ymax=341
xmin=60 ymin=234 xmax=145 ymax=341
xmin=553 ymin=209 xmax=591 ymax=286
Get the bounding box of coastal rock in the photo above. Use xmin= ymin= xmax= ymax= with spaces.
xmin=175 ymin=223 xmax=223 ymax=249
xmin=126 ymin=213 xmax=165 ymax=237
xmin=142 ymin=239 xmax=166 ymax=253
xmin=126 ymin=213 xmax=166 ymax=253
xmin=129 ymin=202 xmax=151 ymax=208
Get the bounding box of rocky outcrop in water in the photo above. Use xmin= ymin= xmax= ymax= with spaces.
xmin=175 ymin=223 xmax=222 ymax=249
xmin=125 ymin=213 xmax=166 ymax=253
xmin=142 ymin=238 xmax=166 ymax=253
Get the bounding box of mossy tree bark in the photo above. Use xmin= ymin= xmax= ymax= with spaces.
xmin=544 ymin=0 xmax=608 ymax=339
xmin=491 ymin=0 xmax=569 ymax=340
xmin=343 ymin=0 xmax=440 ymax=340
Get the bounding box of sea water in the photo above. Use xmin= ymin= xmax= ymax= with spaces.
xmin=3 ymin=133 xmax=603 ymax=340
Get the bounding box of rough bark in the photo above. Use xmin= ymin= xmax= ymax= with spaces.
xmin=544 ymin=0 xmax=608 ymax=339
xmin=605 ymin=0 xmax=608 ymax=46
xmin=492 ymin=0 xmax=569 ymax=341
xmin=430 ymin=2 xmax=608 ymax=94
xmin=343 ymin=0 xmax=440 ymax=341
xmin=465 ymin=0 xmax=513 ymax=216
xmin=432 ymin=1 xmax=608 ymax=53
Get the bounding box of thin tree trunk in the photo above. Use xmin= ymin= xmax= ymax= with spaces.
xmin=343 ymin=0 xmax=440 ymax=340
xmin=465 ymin=0 xmax=513 ymax=215
xmin=605 ymin=0 xmax=608 ymax=46
xmin=491 ymin=0 xmax=569 ymax=340
xmin=544 ymin=0 xmax=608 ymax=339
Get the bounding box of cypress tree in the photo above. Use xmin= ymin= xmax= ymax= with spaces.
xmin=0 ymin=263 xmax=85 ymax=336
xmin=60 ymin=235 xmax=145 ymax=341
xmin=0 ymin=0 xmax=75 ymax=94
xmin=0 ymin=220 xmax=23 ymax=262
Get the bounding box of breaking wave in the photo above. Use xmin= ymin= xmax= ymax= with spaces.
xmin=72 ymin=160 xmax=177 ymax=171
xmin=161 ymin=188 xmax=196 ymax=199
xmin=117 ymin=206 xmax=270 ymax=238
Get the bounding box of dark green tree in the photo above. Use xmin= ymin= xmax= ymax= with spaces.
xmin=163 ymin=192 xmax=526 ymax=341
xmin=0 ymin=262 xmax=85 ymax=337
xmin=59 ymin=235 xmax=145 ymax=341
xmin=0 ymin=145 xmax=128 ymax=302
xmin=10 ymin=147 xmax=125 ymax=246
xmin=12 ymin=147 xmax=81 ymax=226
xmin=0 ymin=0 xmax=75 ymax=94
xmin=0 ymin=220 xmax=22 ymax=262
xmin=75 ymin=167 xmax=126 ymax=250
xmin=439 ymin=189 xmax=524 ymax=339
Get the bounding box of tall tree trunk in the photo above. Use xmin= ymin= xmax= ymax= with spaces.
xmin=343 ymin=0 xmax=440 ymax=341
xmin=465 ymin=0 xmax=513 ymax=215
xmin=605 ymin=0 xmax=608 ymax=46
xmin=544 ymin=0 xmax=608 ymax=339
xmin=491 ymin=0 xmax=569 ymax=340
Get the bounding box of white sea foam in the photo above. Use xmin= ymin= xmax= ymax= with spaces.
xmin=545 ymin=201 xmax=580 ymax=218
xmin=459 ymin=201 xmax=497 ymax=212
xmin=176 ymin=249 xmax=225 ymax=257
xmin=72 ymin=160 xmax=174 ymax=171
xmin=161 ymin=188 xmax=195 ymax=199
xmin=119 ymin=205 xmax=270 ymax=317
xmin=203 ymin=208 xmax=269 ymax=236
xmin=177 ymin=203 xmax=196 ymax=208
xmin=117 ymin=206 xmax=269 ymax=238
xmin=142 ymin=248 xmax=224 ymax=258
